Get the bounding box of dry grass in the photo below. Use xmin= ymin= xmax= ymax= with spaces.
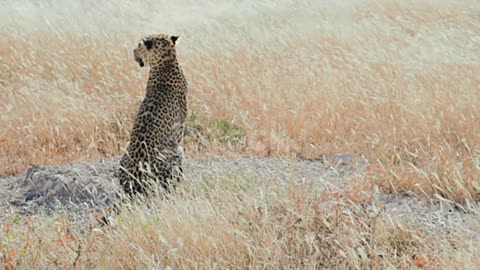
xmin=1 ymin=0 xmax=480 ymax=268
xmin=2 ymin=176 xmax=478 ymax=269
xmin=2 ymin=0 xmax=479 ymax=202
xmin=1 ymin=32 xmax=140 ymax=173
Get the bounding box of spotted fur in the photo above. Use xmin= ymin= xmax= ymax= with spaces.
xmin=118 ymin=34 xmax=188 ymax=197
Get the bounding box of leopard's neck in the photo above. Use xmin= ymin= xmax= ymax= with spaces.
xmin=146 ymin=62 xmax=187 ymax=93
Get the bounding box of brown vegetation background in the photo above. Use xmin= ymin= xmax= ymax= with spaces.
xmin=2 ymin=0 xmax=479 ymax=201
xmin=1 ymin=1 xmax=480 ymax=268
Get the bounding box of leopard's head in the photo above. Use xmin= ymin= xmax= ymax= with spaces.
xmin=133 ymin=34 xmax=179 ymax=68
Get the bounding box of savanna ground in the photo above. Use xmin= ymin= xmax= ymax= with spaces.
xmin=1 ymin=0 xmax=480 ymax=269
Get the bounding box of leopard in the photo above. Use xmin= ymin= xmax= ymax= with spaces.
xmin=117 ymin=34 xmax=188 ymax=197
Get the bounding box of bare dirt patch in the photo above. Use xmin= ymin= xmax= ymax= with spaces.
xmin=1 ymin=156 xmax=478 ymax=234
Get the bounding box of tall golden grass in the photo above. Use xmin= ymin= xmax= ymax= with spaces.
xmin=1 ymin=1 xmax=480 ymax=268
xmin=2 ymin=0 xmax=479 ymax=202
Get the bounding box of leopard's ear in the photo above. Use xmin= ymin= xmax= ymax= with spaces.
xmin=143 ymin=38 xmax=155 ymax=50
xmin=171 ymin=36 xmax=179 ymax=45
